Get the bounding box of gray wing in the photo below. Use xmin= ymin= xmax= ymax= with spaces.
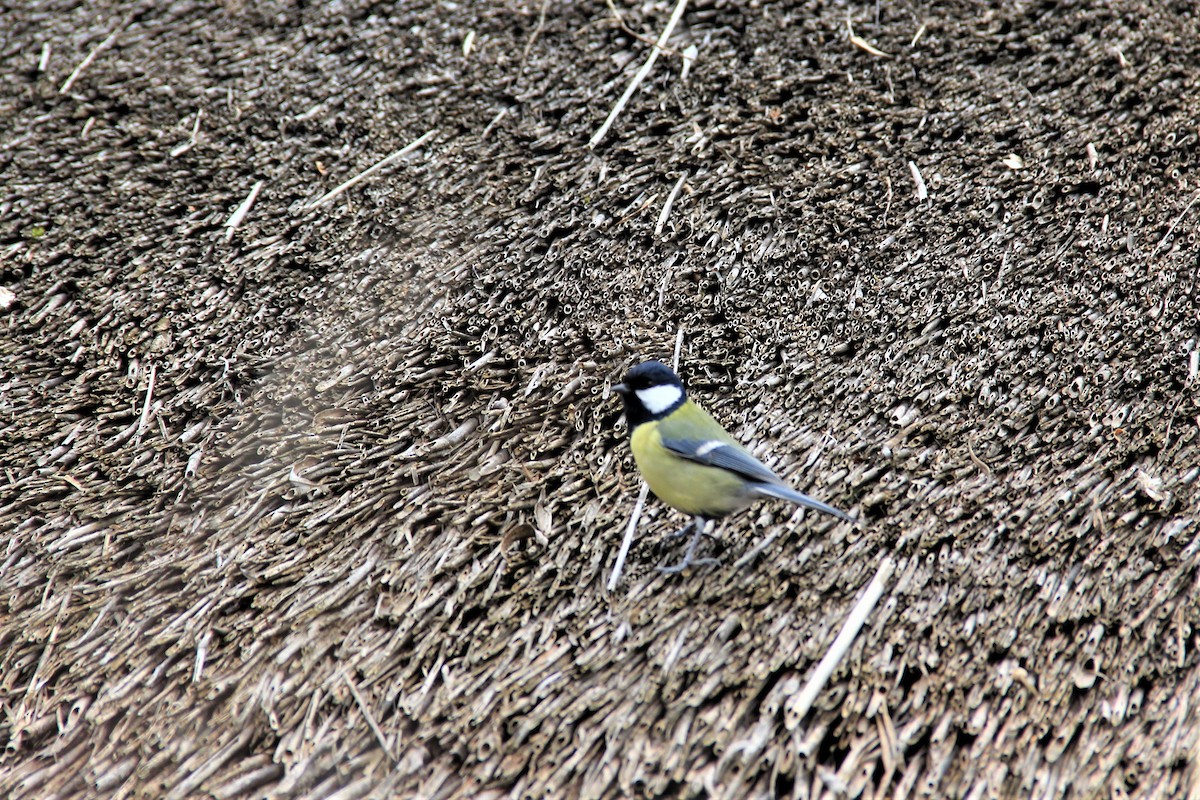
xmin=659 ymin=436 xmax=782 ymax=485
xmin=661 ymin=435 xmax=856 ymax=524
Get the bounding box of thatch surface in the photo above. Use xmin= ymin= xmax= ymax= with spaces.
xmin=3 ymin=1 xmax=1199 ymax=797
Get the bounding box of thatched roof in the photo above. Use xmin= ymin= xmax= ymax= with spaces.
xmin=3 ymin=1 xmax=1199 ymax=797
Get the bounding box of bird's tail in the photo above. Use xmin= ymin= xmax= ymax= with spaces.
xmin=751 ymin=483 xmax=857 ymax=524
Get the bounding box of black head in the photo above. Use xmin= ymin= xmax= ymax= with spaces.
xmin=611 ymin=360 xmax=688 ymax=428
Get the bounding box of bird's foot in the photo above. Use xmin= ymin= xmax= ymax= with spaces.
xmin=666 ymin=525 xmax=719 ymax=540
xmin=657 ymin=518 xmax=718 ymax=573
xmin=656 ymin=556 xmax=719 ymax=574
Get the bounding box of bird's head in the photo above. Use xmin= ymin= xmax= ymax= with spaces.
xmin=612 ymin=360 xmax=687 ymax=428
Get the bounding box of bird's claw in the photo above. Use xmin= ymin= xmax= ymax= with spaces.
xmin=656 ymin=556 xmax=719 ymax=574
xmin=658 ymin=517 xmax=719 ymax=573
xmin=666 ymin=526 xmax=718 ymax=540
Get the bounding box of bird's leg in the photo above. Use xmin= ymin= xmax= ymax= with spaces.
xmin=665 ymin=522 xmax=693 ymax=539
xmin=658 ymin=516 xmax=720 ymax=574
xmin=666 ymin=518 xmax=719 ymax=539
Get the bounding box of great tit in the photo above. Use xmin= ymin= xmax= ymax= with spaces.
xmin=612 ymin=360 xmax=855 ymax=573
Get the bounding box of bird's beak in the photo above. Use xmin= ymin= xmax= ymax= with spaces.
xmin=611 ymin=382 xmax=629 ymax=395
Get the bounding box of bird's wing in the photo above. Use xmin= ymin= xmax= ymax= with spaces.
xmin=659 ymin=435 xmax=782 ymax=485
xmin=660 ymin=435 xmax=856 ymax=524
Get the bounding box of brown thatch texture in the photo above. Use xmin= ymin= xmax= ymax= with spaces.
xmin=3 ymin=1 xmax=1199 ymax=797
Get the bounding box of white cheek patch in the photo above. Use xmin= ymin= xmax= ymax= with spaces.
xmin=636 ymin=384 xmax=683 ymax=414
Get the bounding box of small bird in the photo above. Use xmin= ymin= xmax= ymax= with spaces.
xmin=612 ymin=360 xmax=855 ymax=573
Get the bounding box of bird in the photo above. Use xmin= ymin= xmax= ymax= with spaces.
xmin=611 ymin=360 xmax=855 ymax=573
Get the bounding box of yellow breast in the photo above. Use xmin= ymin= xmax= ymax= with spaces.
xmin=630 ymin=423 xmax=749 ymax=517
